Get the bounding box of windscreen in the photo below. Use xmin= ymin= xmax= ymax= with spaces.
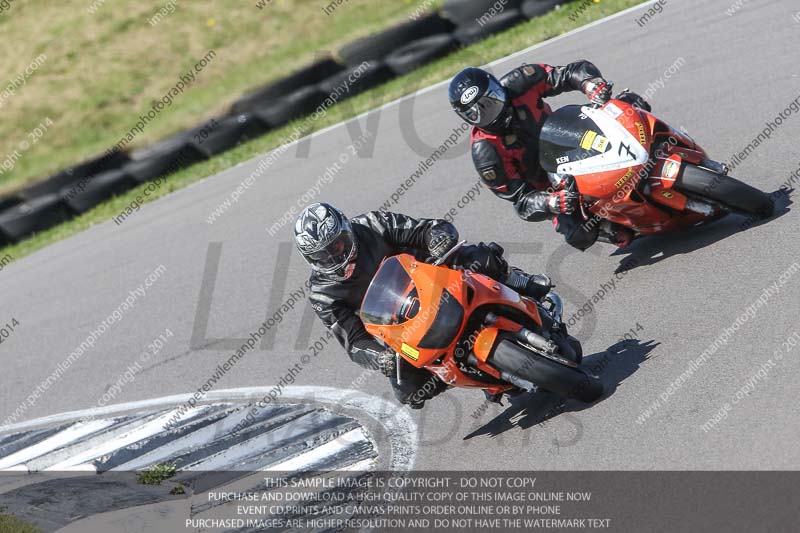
xmin=539 ymin=105 xmax=607 ymax=173
xmin=361 ymin=257 xmax=419 ymax=326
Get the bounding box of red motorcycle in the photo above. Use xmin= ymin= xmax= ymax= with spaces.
xmin=538 ymin=97 xmax=774 ymax=236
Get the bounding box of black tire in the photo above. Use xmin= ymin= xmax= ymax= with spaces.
xmin=677 ymin=164 xmax=774 ymax=218
xmin=317 ymin=61 xmax=395 ymax=99
xmin=123 ymin=135 xmax=207 ymax=184
xmin=0 ymin=195 xmax=23 ymax=213
xmin=338 ymin=13 xmax=455 ymax=66
xmin=20 ymin=150 xmax=131 ymax=200
xmin=253 ymin=86 xmax=327 ymax=128
xmin=442 ymin=0 xmax=524 ymax=26
xmin=0 ymin=194 xmax=73 ymax=243
xmin=61 ymin=169 xmax=139 ymax=214
xmin=490 ymin=339 xmax=603 ymax=403
xmin=385 ymin=34 xmax=458 ymax=75
xmin=521 ymin=0 xmax=561 ymax=19
xmin=453 ymin=9 xmax=525 ymax=45
xmin=188 ymin=113 xmax=271 ymax=157
xmin=230 ymin=58 xmax=343 ymax=113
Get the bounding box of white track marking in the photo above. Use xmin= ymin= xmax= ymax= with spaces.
xmin=0 ymin=387 xmax=418 ymax=473
xmin=338 ymin=457 xmax=376 ymax=472
xmin=44 ymin=407 xmax=206 ymax=471
xmin=0 ymin=419 xmax=115 ymax=471
xmin=109 ymin=407 xmax=256 ymax=472
xmin=261 ymin=428 xmax=371 ymax=472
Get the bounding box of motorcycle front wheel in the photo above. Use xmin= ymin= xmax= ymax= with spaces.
xmin=676 ymin=164 xmax=774 ymax=218
xmin=490 ymin=339 xmax=603 ymax=403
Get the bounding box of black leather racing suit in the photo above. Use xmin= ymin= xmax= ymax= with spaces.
xmin=308 ymin=211 xmax=509 ymax=405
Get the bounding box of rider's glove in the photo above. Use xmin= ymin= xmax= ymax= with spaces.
xmin=374 ymin=349 xmax=397 ymax=377
xmin=582 ymin=77 xmax=612 ymax=105
xmin=547 ymin=189 xmax=578 ymax=215
xmin=427 ymin=223 xmax=459 ymax=259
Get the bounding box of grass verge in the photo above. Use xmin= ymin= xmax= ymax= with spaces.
xmin=0 ymin=0 xmax=644 ymax=261
xmin=0 ymin=507 xmax=42 ymax=533
xmin=0 ymin=0 xmax=445 ymax=195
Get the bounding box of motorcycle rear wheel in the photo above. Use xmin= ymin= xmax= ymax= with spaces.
xmin=677 ymin=164 xmax=774 ymax=218
xmin=490 ymin=340 xmax=603 ymax=403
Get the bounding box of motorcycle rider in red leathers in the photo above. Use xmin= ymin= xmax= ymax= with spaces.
xmin=449 ymin=61 xmax=652 ymax=250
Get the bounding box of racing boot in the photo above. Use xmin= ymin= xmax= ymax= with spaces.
xmin=503 ymin=269 xmax=553 ymax=300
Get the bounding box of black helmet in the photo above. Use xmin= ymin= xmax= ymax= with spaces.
xmin=294 ymin=203 xmax=358 ymax=280
xmin=448 ymin=67 xmax=512 ymax=133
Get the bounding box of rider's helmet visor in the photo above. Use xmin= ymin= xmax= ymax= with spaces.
xmin=456 ymin=78 xmax=508 ymax=128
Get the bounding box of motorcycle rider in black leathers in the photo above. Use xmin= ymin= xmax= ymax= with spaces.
xmin=448 ymin=61 xmax=652 ymax=250
xmin=294 ymin=202 xmax=553 ymax=408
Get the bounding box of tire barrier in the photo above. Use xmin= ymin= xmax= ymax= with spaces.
xmin=385 ymin=34 xmax=459 ymax=75
xmin=521 ymin=0 xmax=562 ymax=19
xmin=253 ymin=86 xmax=328 ymax=128
xmin=61 ymin=169 xmax=140 ymax=215
xmin=453 ymin=9 xmax=526 ymax=45
xmin=189 ymin=113 xmax=272 ymax=157
xmin=0 ymin=195 xmax=22 ymax=213
xmin=442 ymin=0 xmax=524 ymax=27
xmin=0 ymin=3 xmax=554 ymax=244
xmin=20 ymin=150 xmax=131 ymax=201
xmin=230 ymin=58 xmax=343 ymax=114
xmin=317 ymin=61 xmax=395 ymax=99
xmin=0 ymin=194 xmax=73 ymax=243
xmin=338 ymin=13 xmax=455 ymax=66
xmin=123 ymin=136 xmax=208 ymax=184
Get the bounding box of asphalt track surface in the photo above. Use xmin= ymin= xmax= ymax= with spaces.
xmin=2 ymin=0 xmax=800 ymax=471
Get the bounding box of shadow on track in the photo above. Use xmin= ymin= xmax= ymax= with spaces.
xmin=610 ymin=189 xmax=792 ymax=273
xmin=463 ymin=338 xmax=658 ymax=440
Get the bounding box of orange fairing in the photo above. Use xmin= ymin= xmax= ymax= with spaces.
xmin=473 ymin=327 xmax=499 ymax=362
xmin=360 ymin=254 xmax=543 ymax=390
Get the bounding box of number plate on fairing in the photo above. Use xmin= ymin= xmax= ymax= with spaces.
xmin=539 ymin=105 xmax=649 ymax=176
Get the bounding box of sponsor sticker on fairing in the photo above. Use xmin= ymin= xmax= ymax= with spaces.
xmin=580 ymin=130 xmax=598 ymax=150
xmin=592 ymin=135 xmax=610 ymax=152
xmin=401 ymin=343 xmax=419 ymax=361
xmin=603 ymin=102 xmax=623 ymax=118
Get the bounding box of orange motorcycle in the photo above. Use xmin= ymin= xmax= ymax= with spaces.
xmin=539 ymin=96 xmax=774 ymax=235
xmin=360 ymin=244 xmax=603 ymax=403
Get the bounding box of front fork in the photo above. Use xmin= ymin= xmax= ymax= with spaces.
xmin=645 ymin=143 xmax=727 ymax=216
